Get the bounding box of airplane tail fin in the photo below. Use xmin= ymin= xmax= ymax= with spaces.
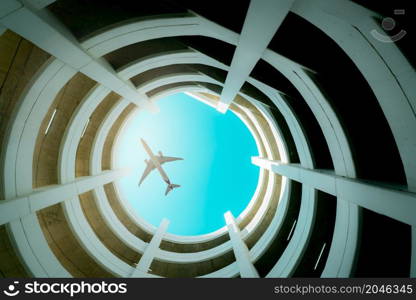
xmin=165 ymin=183 xmax=180 ymax=196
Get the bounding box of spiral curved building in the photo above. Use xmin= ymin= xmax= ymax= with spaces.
xmin=0 ymin=0 xmax=415 ymax=278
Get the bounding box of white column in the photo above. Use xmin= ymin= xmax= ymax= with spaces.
xmin=0 ymin=169 xmax=130 ymax=225
xmin=291 ymin=0 xmax=416 ymax=277
xmin=0 ymin=1 xmax=156 ymax=111
xmin=131 ymin=218 xmax=170 ymax=276
xmin=217 ymin=0 xmax=294 ymax=113
xmin=224 ymin=211 xmax=259 ymax=278
xmin=291 ymin=0 xmax=416 ymax=191
xmin=252 ymin=157 xmax=416 ymax=226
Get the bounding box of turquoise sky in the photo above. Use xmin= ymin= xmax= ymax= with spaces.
xmin=115 ymin=93 xmax=259 ymax=235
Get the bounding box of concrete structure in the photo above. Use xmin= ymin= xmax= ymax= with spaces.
xmin=0 ymin=0 xmax=414 ymax=278
xmin=224 ymin=211 xmax=259 ymax=278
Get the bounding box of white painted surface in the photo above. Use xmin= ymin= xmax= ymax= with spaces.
xmin=113 ymin=53 xmax=291 ymax=248
xmin=0 ymin=58 xmax=76 ymax=277
xmin=64 ymin=197 xmax=133 ymax=277
xmin=291 ymin=3 xmax=416 ymax=274
xmin=224 ymin=211 xmax=259 ymax=278
xmin=81 ymin=16 xmax=201 ymax=56
xmin=1 ymin=59 xmax=74 ymax=199
xmin=7 ymin=217 xmax=70 ymax=277
xmin=132 ymin=218 xmax=169 ymax=275
xmin=19 ymin=215 xmax=70 ymax=277
xmin=266 ymin=186 xmax=315 ymax=277
xmin=113 ymin=85 xmax=279 ymax=248
xmin=118 ymin=50 xmax=227 ymax=80
xmin=0 ymin=0 xmax=22 ymax=19
xmin=59 ymin=84 xmax=111 ymax=180
xmin=249 ymin=177 xmax=290 ymax=262
xmin=0 ymin=2 xmax=154 ymax=110
xmin=93 ymin=186 xmax=147 ymax=253
xmin=292 ymin=0 xmax=416 ymax=191
xmin=218 ymin=0 xmax=294 ymax=112
xmin=248 ymin=74 xmax=360 ymax=278
xmin=90 ymin=99 xmax=130 ymax=175
xmin=1 ymin=1 xmax=415 ymax=278
xmin=254 ymin=158 xmax=416 ymax=226
xmin=137 ymin=73 xmax=220 ymax=94
xmin=321 ymin=198 xmax=360 ymax=277
xmin=0 ymin=170 xmax=130 ymax=225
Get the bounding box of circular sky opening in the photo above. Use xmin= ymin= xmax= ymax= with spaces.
xmin=115 ymin=92 xmax=259 ymax=235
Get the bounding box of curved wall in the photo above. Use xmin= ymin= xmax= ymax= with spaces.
xmin=0 ymin=0 xmax=414 ymax=278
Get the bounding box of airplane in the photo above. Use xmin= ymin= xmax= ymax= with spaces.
xmin=138 ymin=138 xmax=183 ymax=195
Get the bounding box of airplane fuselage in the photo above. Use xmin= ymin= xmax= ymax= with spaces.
xmin=141 ymin=139 xmax=171 ymax=184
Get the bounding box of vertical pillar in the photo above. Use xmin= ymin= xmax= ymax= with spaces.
xmin=131 ymin=218 xmax=169 ymax=276
xmin=224 ymin=211 xmax=259 ymax=278
xmin=217 ymin=0 xmax=294 ymax=112
xmin=0 ymin=0 xmax=156 ymax=111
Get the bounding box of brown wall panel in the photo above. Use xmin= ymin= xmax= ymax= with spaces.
xmin=75 ymin=92 xmax=120 ymax=177
xmin=0 ymin=32 xmax=51 ymax=277
xmin=37 ymin=204 xmax=114 ymax=277
xmin=245 ymin=175 xmax=282 ymax=250
xmin=0 ymin=225 xmax=29 ymax=277
xmin=33 ymin=73 xmax=96 ymax=188
xmin=79 ymin=191 xmax=142 ymax=266
xmin=0 ymin=32 xmax=50 ymax=198
xmin=104 ymin=183 xmax=152 ymax=243
xmin=102 ymin=103 xmax=135 ymax=170
xmin=150 ymin=250 xmax=236 ymax=278
xmin=159 ymin=234 xmax=230 ymax=253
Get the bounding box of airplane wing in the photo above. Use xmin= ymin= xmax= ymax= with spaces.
xmin=138 ymin=161 xmax=156 ymax=185
xmin=156 ymin=156 xmax=183 ymax=165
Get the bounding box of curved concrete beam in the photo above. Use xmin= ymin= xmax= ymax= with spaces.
xmin=292 ymin=0 xmax=416 ymax=276
xmin=2 ymin=58 xmax=75 ymax=277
